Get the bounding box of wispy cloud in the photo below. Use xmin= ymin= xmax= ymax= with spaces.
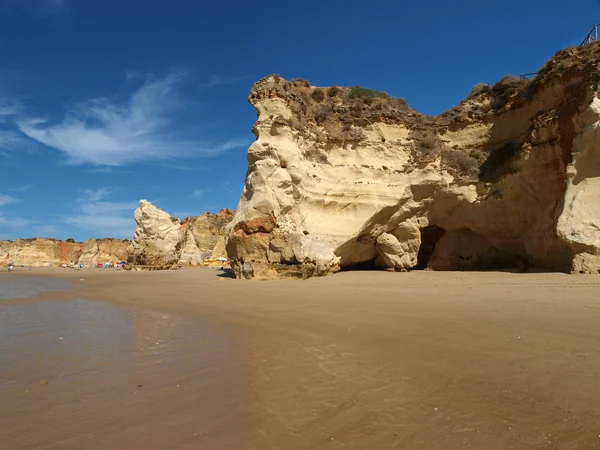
xmin=125 ymin=71 xmax=140 ymax=81
xmin=0 ymin=100 xmax=26 ymax=152
xmin=191 ymin=188 xmax=207 ymax=198
xmin=10 ymin=184 xmax=33 ymax=192
xmin=79 ymin=187 xmax=115 ymax=203
xmin=37 ymin=224 xmax=57 ymax=235
xmin=86 ymin=166 xmax=131 ymax=174
xmin=0 ymin=216 xmax=31 ymax=227
xmin=161 ymin=163 xmax=211 ymax=171
xmin=17 ymin=73 xmax=248 ymax=166
xmin=0 ymin=102 xmax=20 ymax=122
xmin=0 ymin=194 xmax=20 ymax=206
xmin=199 ymin=74 xmax=245 ymax=90
xmin=61 ymin=189 xmax=136 ymax=238
xmin=0 ymin=130 xmax=25 ymax=152
xmin=0 ymin=192 xmax=30 ymax=232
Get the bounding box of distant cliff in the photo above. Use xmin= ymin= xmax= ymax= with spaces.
xmin=0 ymin=238 xmax=128 ymax=267
xmin=1 ymin=204 xmax=233 ymax=268
xmin=130 ymin=200 xmax=233 ymax=267
xmin=226 ymin=43 xmax=600 ymax=279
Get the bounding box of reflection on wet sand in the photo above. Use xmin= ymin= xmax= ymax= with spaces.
xmin=0 ymin=275 xmax=69 ymax=300
xmin=0 ymin=297 xmax=256 ymax=450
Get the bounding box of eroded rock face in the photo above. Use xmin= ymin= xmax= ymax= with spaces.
xmin=0 ymin=238 xmax=84 ymax=267
xmin=79 ymin=239 xmax=131 ymax=266
xmin=226 ymin=44 xmax=600 ymax=278
xmin=131 ymin=200 xmax=234 ymax=266
xmin=131 ymin=200 xmax=183 ymax=266
xmin=179 ymin=209 xmax=234 ymax=265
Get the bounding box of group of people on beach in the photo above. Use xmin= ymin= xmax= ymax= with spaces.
xmin=6 ymin=264 xmax=32 ymax=271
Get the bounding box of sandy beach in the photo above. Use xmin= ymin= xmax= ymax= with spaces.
xmin=2 ymin=268 xmax=600 ymax=449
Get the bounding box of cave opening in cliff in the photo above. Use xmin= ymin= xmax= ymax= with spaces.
xmin=340 ymin=257 xmax=378 ymax=272
xmin=413 ymin=225 xmax=446 ymax=270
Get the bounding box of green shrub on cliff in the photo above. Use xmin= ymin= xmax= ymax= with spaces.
xmin=348 ymin=86 xmax=388 ymax=99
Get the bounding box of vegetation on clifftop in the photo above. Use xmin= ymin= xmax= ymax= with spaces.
xmin=253 ymin=41 xmax=600 ymax=181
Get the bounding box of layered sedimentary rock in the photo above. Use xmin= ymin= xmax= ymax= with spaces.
xmin=226 ymin=44 xmax=600 ymax=279
xmin=131 ymin=200 xmax=233 ymax=266
xmin=78 ymin=239 xmax=131 ymax=266
xmin=0 ymin=238 xmax=84 ymax=267
xmin=0 ymin=240 xmax=13 ymax=263
xmin=179 ymin=209 xmax=234 ymax=264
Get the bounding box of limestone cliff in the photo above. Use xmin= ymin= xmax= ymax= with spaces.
xmin=0 ymin=238 xmax=84 ymax=267
xmin=131 ymin=200 xmax=233 ymax=266
xmin=79 ymin=239 xmax=131 ymax=266
xmin=226 ymin=44 xmax=600 ymax=279
xmin=0 ymin=240 xmax=13 ymax=263
xmin=131 ymin=200 xmax=183 ymax=266
xmin=179 ymin=209 xmax=234 ymax=264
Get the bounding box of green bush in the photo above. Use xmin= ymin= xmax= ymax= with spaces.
xmin=348 ymin=86 xmax=388 ymax=99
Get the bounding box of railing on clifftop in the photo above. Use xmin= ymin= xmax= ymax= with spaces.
xmin=581 ymin=24 xmax=600 ymax=47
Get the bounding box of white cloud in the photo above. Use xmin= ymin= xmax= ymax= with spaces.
xmin=61 ymin=189 xmax=137 ymax=238
xmin=0 ymin=194 xmax=19 ymax=206
xmin=0 ymin=100 xmax=27 ymax=152
xmin=0 ymin=102 xmax=20 ymax=122
xmin=17 ymin=73 xmax=248 ymax=166
xmin=79 ymin=187 xmax=115 ymax=203
xmin=0 ymin=130 xmax=25 ymax=152
xmin=0 ymin=216 xmax=31 ymax=227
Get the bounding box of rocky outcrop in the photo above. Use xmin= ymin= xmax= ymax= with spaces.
xmin=179 ymin=209 xmax=234 ymax=264
xmin=0 ymin=238 xmax=84 ymax=267
xmin=79 ymin=239 xmax=131 ymax=266
xmin=131 ymin=200 xmax=233 ymax=266
xmin=131 ymin=200 xmax=183 ymax=266
xmin=0 ymin=202 xmax=233 ymax=268
xmin=226 ymin=44 xmax=600 ymax=279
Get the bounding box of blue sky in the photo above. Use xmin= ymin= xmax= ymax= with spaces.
xmin=0 ymin=0 xmax=598 ymax=241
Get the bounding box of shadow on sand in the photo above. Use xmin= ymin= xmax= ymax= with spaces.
xmin=216 ymin=268 xmax=236 ymax=279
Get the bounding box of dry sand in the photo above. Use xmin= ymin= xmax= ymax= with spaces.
xmin=3 ymin=267 xmax=600 ymax=449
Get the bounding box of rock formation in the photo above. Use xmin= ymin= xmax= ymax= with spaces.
xmin=131 ymin=200 xmax=183 ymax=266
xmin=226 ymin=44 xmax=600 ymax=279
xmin=78 ymin=239 xmax=131 ymax=266
xmin=0 ymin=240 xmax=13 ymax=263
xmin=0 ymin=238 xmax=133 ymax=267
xmin=179 ymin=209 xmax=235 ymax=265
xmin=0 ymin=202 xmax=233 ymax=268
xmin=0 ymin=238 xmax=84 ymax=267
xmin=131 ymin=200 xmax=233 ymax=266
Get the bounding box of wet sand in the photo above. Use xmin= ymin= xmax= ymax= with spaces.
xmin=2 ymin=268 xmax=600 ymax=449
